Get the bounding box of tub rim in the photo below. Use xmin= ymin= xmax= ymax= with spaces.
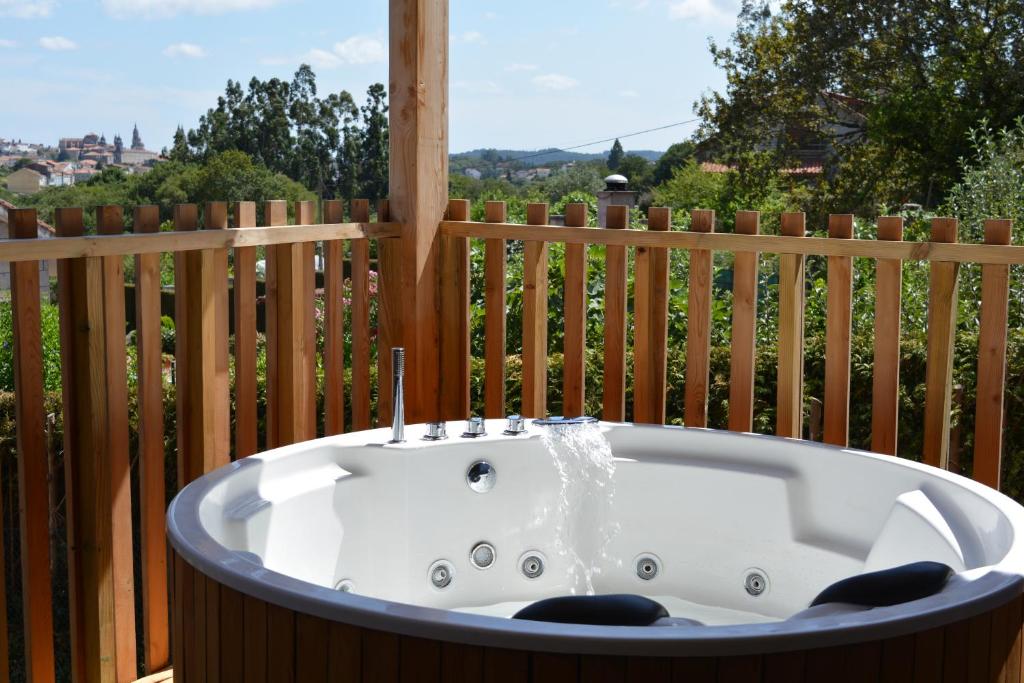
xmin=166 ymin=422 xmax=1024 ymax=657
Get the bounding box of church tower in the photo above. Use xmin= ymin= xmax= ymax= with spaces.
xmin=131 ymin=123 xmax=144 ymax=150
xmin=113 ymin=134 xmax=124 ymax=164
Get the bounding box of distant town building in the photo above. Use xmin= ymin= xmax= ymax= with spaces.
xmin=464 ymin=168 xmax=482 ymax=180
xmin=5 ymin=168 xmax=45 ymax=194
xmin=58 ymin=125 xmax=160 ymax=167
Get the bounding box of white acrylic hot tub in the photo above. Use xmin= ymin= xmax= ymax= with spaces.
xmin=167 ymin=420 xmax=1024 ymax=657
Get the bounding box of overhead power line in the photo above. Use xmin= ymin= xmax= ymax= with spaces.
xmin=505 ymin=117 xmax=701 ymax=163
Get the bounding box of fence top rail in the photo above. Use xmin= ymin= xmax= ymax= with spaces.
xmin=0 ymin=221 xmax=401 ymax=263
xmin=441 ymin=220 xmax=1024 ymax=264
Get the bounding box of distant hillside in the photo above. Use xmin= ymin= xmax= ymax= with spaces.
xmin=451 ymin=147 xmax=664 ymax=164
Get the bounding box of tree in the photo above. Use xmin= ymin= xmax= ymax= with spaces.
xmin=357 ymin=83 xmax=389 ymax=203
xmin=607 ymin=139 xmax=625 ymax=171
xmin=181 ymin=66 xmax=388 ymax=201
xmin=698 ymin=0 xmax=1024 ymax=210
xmin=651 ymin=161 xmax=726 ymax=214
xmin=541 ymin=164 xmax=605 ymax=204
xmin=652 ymin=140 xmax=696 ymax=186
xmin=616 ymin=154 xmax=653 ymax=194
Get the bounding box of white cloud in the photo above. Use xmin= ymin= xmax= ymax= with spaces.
xmin=302 ymin=35 xmax=385 ymax=69
xmin=0 ymin=39 xmax=16 ymax=48
xmin=618 ymin=89 xmax=639 ymax=98
xmin=0 ymin=0 xmax=55 ymax=18
xmin=668 ymin=0 xmax=733 ymax=22
xmin=39 ymin=35 xmax=76 ymax=50
xmin=163 ymin=42 xmax=205 ymax=58
xmin=102 ymin=0 xmax=281 ymax=19
xmin=460 ymin=30 xmax=485 ymax=44
xmin=533 ymin=73 xmax=578 ymax=91
xmin=505 ymin=63 xmax=538 ymax=72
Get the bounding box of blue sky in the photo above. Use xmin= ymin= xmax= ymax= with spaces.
xmin=0 ymin=0 xmax=741 ymax=154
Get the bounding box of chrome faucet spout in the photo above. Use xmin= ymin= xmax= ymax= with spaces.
xmin=391 ymin=347 xmax=405 ymax=443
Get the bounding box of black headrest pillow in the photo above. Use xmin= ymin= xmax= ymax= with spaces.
xmin=512 ymin=594 xmax=670 ymax=626
xmin=810 ymin=561 xmax=953 ymax=608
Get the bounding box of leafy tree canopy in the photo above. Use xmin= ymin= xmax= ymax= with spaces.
xmin=180 ymin=65 xmax=388 ymax=203
xmin=698 ymin=0 xmax=1024 ymax=212
xmin=607 ymin=139 xmax=625 ymax=171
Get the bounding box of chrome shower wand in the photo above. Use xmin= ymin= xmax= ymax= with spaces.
xmin=391 ymin=347 xmax=405 ymax=443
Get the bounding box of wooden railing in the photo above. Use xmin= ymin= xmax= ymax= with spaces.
xmin=0 ymin=196 xmax=1019 ymax=681
xmin=0 ymin=200 xmax=399 ymax=681
xmin=438 ymin=200 xmax=1016 ymax=485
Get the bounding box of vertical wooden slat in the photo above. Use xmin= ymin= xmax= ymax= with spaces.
xmin=174 ymin=203 xmax=197 ymax=476
xmin=483 ymin=648 xmax=529 ymax=683
xmin=172 ymin=555 xmax=184 ymax=683
xmin=295 ymin=199 xmax=318 ymax=438
xmin=441 ymin=642 xmax=484 ymax=683
xmin=328 ymin=622 xmax=362 ymax=681
xmin=633 ymin=206 xmax=670 ymax=424
xmin=880 ymin=635 xmax=915 ymax=683
xmin=377 ymin=199 xmax=403 ymax=427
xmin=580 ymin=655 xmax=626 ymax=682
xmin=684 ymin=209 xmax=715 ymax=427
xmin=603 ymin=205 xmax=629 ymax=421
xmin=233 ymin=201 xmax=259 ymax=456
xmin=716 ymin=655 xmax=762 ymax=682
xmin=9 ymin=208 xmax=56 ymax=683
xmin=218 ymin=585 xmax=245 ymax=681
xmin=322 ymin=200 xmax=346 ymax=435
xmin=177 ymin=203 xmax=231 ymax=484
xmin=242 ymin=594 xmax=268 ymax=683
xmin=824 ymin=214 xmax=854 ymax=446
xmin=974 ymin=219 xmax=1012 ymax=488
xmin=0 ymin=464 xmax=7 ymax=683
xmin=762 ymin=651 xmax=805 ymax=682
xmin=777 ymin=212 xmax=806 ymax=438
xmin=914 ymin=626 xmax=945 ymax=683
xmin=871 ymin=217 xmax=904 ymax=455
xmin=56 ymin=206 xmax=89 ymax=683
xmin=400 ymin=637 xmax=441 ymax=683
xmin=728 ymin=211 xmax=760 ymax=432
xmin=96 ymin=205 xmax=138 ymax=683
xmin=351 ymin=199 xmax=372 ymax=431
xmin=532 ymin=653 xmax=578 ymax=682
xmin=923 ymin=217 xmax=960 ymax=469
xmin=440 ymin=199 xmax=471 ymax=420
xmin=484 ymin=201 xmax=508 ymax=418
xmin=362 ymin=630 xmax=400 ymax=682
xmin=522 ymin=203 xmax=549 ymax=418
xmin=133 ymin=205 xmax=169 ymax=674
xmin=263 ymin=200 xmax=286 ymax=449
xmin=562 ymin=203 xmax=588 ymax=418
xmin=266 ymin=604 xmax=296 ymax=683
xmin=295 ymin=615 xmax=329 ymax=683
xmin=671 ymin=657 xmax=717 ymax=681
xmin=59 ymin=205 xmax=137 ymax=683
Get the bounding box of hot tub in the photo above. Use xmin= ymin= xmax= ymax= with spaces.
xmin=167 ymin=420 xmax=1024 ymax=681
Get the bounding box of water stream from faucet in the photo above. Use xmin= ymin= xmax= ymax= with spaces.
xmin=539 ymin=421 xmax=621 ymax=595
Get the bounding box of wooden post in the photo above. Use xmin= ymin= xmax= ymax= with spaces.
xmin=871 ymin=217 xmax=904 ymax=455
xmin=176 ymin=204 xmax=230 ymax=485
xmin=439 ymin=199 xmax=471 ymax=420
xmin=777 ymin=212 xmax=806 ymax=438
xmin=483 ymin=201 xmax=508 ymax=418
xmin=522 ymin=203 xmax=549 ymax=418
xmin=603 ymin=205 xmax=629 ymax=421
xmin=923 ymin=218 xmax=959 ymax=469
xmin=728 ymin=211 xmax=760 ymax=433
xmin=58 ymin=206 xmax=137 ymax=683
xmin=684 ymin=209 xmax=715 ymax=428
xmin=973 ymin=219 xmax=1012 ymax=488
xmin=133 ymin=205 xmax=169 ymax=673
xmin=389 ymin=0 xmax=449 ymax=423
xmin=10 ymin=209 xmax=56 ymax=683
xmin=562 ymin=204 xmax=589 ymax=418
xmin=823 ymin=214 xmax=854 ymax=446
